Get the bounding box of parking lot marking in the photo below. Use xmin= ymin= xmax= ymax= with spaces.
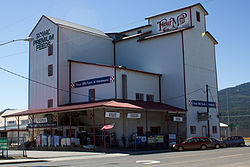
xmin=136 ymin=160 xmax=160 ymax=165
xmin=147 ymin=152 xmax=250 ymax=167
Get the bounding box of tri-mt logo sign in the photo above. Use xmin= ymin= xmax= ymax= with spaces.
xmin=157 ymin=12 xmax=189 ymax=32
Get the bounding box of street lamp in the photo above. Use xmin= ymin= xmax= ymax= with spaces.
xmin=0 ymin=37 xmax=33 ymax=46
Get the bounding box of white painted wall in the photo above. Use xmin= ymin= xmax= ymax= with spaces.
xmin=116 ymin=69 xmax=160 ymax=102
xmin=191 ymin=6 xmax=206 ymax=33
xmin=58 ymin=27 xmax=114 ymax=105
xmin=71 ymin=63 xmax=115 ymax=103
xmin=29 ymin=17 xmax=58 ymax=109
xmin=183 ymin=29 xmax=219 ymax=139
xmin=115 ymin=33 xmax=186 ymax=109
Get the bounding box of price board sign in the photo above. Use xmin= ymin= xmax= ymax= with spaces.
xmin=0 ymin=138 xmax=8 ymax=150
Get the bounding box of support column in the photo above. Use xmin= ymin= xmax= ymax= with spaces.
xmin=146 ymin=111 xmax=148 ymax=145
xmin=103 ymin=109 xmax=106 ymax=153
xmin=4 ymin=118 xmax=6 ymax=134
xmin=50 ymin=115 xmax=52 ymax=147
xmin=122 ymin=111 xmax=126 ymax=148
xmin=176 ymin=113 xmax=179 ymax=143
xmin=17 ymin=116 xmax=20 ymax=146
xmin=69 ymin=112 xmax=72 ymax=145
xmin=166 ymin=112 xmax=170 ymax=146
xmin=92 ymin=109 xmax=95 ymax=150
xmin=32 ymin=115 xmax=35 ymax=146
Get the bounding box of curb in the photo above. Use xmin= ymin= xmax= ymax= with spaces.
xmin=0 ymin=159 xmax=48 ymax=165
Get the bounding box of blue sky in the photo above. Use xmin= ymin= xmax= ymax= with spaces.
xmin=0 ymin=0 xmax=249 ymax=111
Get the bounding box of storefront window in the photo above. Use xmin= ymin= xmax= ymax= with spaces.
xmin=137 ymin=127 xmax=144 ymax=136
xmin=150 ymin=127 xmax=160 ymax=135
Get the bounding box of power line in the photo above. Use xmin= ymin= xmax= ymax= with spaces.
xmin=0 ymin=66 xmax=106 ymax=100
xmin=0 ymin=51 xmax=27 ymax=59
xmin=0 ymin=63 xmax=214 ymax=103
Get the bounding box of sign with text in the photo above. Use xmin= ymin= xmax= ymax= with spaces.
xmin=36 ymin=118 xmax=47 ymax=124
xmin=197 ymin=112 xmax=208 ymax=121
xmin=189 ymin=100 xmax=217 ymax=108
xmin=28 ymin=122 xmax=57 ymax=128
xmin=157 ymin=11 xmax=189 ymax=32
xmin=72 ymin=76 xmax=115 ymax=88
xmin=127 ymin=113 xmax=141 ymax=119
xmin=0 ymin=138 xmax=8 ymax=150
xmin=33 ymin=29 xmax=55 ymax=51
xmin=105 ymin=112 xmax=120 ymax=118
xmin=7 ymin=121 xmax=16 ymax=126
xmin=173 ymin=116 xmax=183 ymax=122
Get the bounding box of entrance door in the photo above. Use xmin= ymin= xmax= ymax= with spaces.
xmin=202 ymin=126 xmax=207 ymax=137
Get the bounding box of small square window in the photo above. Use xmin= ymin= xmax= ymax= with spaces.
xmin=146 ymin=94 xmax=154 ymax=102
xmin=196 ymin=11 xmax=200 ymax=22
xmin=212 ymin=126 xmax=217 ymax=134
xmin=89 ymin=89 xmax=95 ymax=102
xmin=48 ymin=44 xmax=53 ymax=56
xmin=48 ymin=99 xmax=53 ymax=108
xmin=190 ymin=126 xmax=196 ymax=134
xmin=48 ymin=64 xmax=53 ymax=76
xmin=136 ymin=93 xmax=144 ymax=101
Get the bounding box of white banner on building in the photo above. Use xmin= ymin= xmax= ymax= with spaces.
xmin=105 ymin=112 xmax=120 ymax=118
xmin=127 ymin=113 xmax=141 ymax=119
xmin=36 ymin=117 xmax=48 ymax=123
xmin=173 ymin=116 xmax=183 ymax=122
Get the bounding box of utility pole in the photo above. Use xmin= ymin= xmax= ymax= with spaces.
xmin=227 ymin=91 xmax=230 ymax=137
xmin=206 ymin=85 xmax=210 ymax=137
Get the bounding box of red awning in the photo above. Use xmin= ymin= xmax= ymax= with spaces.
xmin=3 ymin=99 xmax=186 ymax=117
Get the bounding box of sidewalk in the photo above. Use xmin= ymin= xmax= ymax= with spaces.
xmin=0 ymin=149 xmax=170 ymax=164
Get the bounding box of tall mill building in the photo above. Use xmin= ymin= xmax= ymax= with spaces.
xmin=6 ymin=3 xmax=219 ymax=148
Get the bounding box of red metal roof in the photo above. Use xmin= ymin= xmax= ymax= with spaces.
xmin=3 ymin=100 xmax=186 ymax=117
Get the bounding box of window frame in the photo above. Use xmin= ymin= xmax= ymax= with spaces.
xmin=48 ymin=44 xmax=53 ymax=56
xmin=136 ymin=93 xmax=144 ymax=101
xmin=196 ymin=11 xmax=200 ymax=22
xmin=48 ymin=64 xmax=53 ymax=76
xmin=146 ymin=94 xmax=154 ymax=102
xmin=48 ymin=99 xmax=53 ymax=108
xmin=212 ymin=126 xmax=217 ymax=134
xmin=190 ymin=126 xmax=196 ymax=134
xmin=89 ymin=89 xmax=95 ymax=102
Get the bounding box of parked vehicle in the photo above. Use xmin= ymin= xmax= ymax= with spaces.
xmin=171 ymin=137 xmax=214 ymax=151
xmin=223 ymin=136 xmax=245 ymax=147
xmin=209 ymin=137 xmax=226 ymax=148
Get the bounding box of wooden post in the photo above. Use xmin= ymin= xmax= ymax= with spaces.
xmin=146 ymin=111 xmax=148 ymax=145
xmin=4 ymin=118 xmax=6 ymax=134
xmin=103 ymin=109 xmax=106 ymax=153
xmin=17 ymin=116 xmax=20 ymax=146
xmin=69 ymin=112 xmax=72 ymax=146
xmin=32 ymin=115 xmax=35 ymax=146
xmin=166 ymin=112 xmax=170 ymax=146
xmin=176 ymin=113 xmax=179 ymax=143
xmin=93 ymin=109 xmax=96 ymax=150
xmin=50 ymin=115 xmax=52 ymax=147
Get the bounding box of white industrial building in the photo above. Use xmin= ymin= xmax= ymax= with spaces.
xmin=4 ymin=3 xmax=219 ymax=149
